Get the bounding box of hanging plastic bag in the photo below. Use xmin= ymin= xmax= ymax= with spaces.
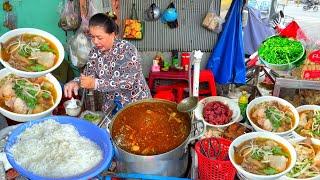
xmin=87 ymin=0 xmax=105 ymax=18
xmin=202 ymin=1 xmax=224 ymax=33
xmin=68 ymin=29 xmax=93 ymax=68
xmin=4 ymin=11 xmax=16 ymax=30
xmin=3 ymin=0 xmax=16 ymax=30
xmin=123 ymin=3 xmax=143 ymax=40
xmin=58 ymin=0 xmax=80 ymax=31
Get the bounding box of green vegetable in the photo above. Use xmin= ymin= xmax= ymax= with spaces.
xmin=271 ymin=146 xmax=289 ymax=157
xmin=265 ymin=107 xmax=282 ymax=129
xmin=265 ymin=106 xmax=291 ymax=130
xmin=28 ymin=64 xmax=46 ymax=72
xmin=263 ymin=167 xmax=278 ymax=175
xmin=39 ymin=43 xmax=55 ymax=53
xmin=251 ymin=148 xmax=265 ymax=160
xmin=12 ymin=83 xmax=37 ymax=109
xmin=42 ymin=92 xmax=50 ymax=99
xmin=18 ymin=44 xmax=33 ymax=57
xmin=258 ymin=36 xmax=304 ymax=65
xmin=84 ymin=113 xmax=100 ymax=122
xmin=18 ymin=48 xmax=30 ymax=57
xmin=287 ymin=159 xmax=315 ymax=178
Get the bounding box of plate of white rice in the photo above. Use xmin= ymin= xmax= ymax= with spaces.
xmin=4 ymin=116 xmax=113 ymax=180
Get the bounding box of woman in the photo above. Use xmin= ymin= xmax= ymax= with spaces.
xmin=64 ymin=13 xmax=151 ymax=113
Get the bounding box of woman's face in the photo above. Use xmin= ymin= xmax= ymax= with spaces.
xmin=89 ymin=26 xmax=115 ymax=52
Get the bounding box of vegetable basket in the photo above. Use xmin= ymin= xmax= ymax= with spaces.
xmin=258 ymin=36 xmax=305 ymax=71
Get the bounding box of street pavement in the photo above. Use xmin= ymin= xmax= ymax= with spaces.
xmin=281 ymin=0 xmax=320 ymax=41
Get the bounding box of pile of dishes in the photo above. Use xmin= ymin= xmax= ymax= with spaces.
xmin=194 ymin=94 xmax=320 ymax=179
xmin=0 ymin=28 xmax=64 ymax=122
xmin=224 ymin=96 xmax=320 ymax=179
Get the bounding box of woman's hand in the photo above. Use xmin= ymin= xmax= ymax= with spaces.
xmin=80 ymin=75 xmax=95 ymax=89
xmin=64 ymin=81 xmax=80 ymax=98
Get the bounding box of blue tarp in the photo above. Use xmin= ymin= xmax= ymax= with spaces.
xmin=206 ymin=0 xmax=246 ymax=84
xmin=243 ymin=7 xmax=275 ymax=55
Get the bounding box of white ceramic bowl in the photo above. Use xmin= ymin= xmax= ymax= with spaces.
xmin=0 ymin=28 xmax=64 ymax=78
xmin=246 ymin=96 xmax=299 ymax=136
xmin=229 ymin=132 xmax=297 ymax=180
xmin=194 ymin=96 xmax=241 ymax=129
xmin=293 ymin=105 xmax=320 ymax=140
xmin=282 ymin=137 xmax=320 ymax=180
xmin=0 ymin=68 xmax=62 ymax=122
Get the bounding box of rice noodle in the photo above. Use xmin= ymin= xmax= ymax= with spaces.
xmin=10 ymin=119 xmax=103 ymax=178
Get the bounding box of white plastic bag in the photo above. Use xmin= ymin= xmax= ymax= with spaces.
xmin=68 ymin=30 xmax=93 ymax=68
xmin=87 ymin=0 xmax=105 ymax=18
xmin=59 ymin=0 xmax=80 ymax=31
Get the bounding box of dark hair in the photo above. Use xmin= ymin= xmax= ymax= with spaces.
xmin=89 ymin=13 xmax=119 ymax=35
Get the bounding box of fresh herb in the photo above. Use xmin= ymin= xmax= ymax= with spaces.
xmin=251 ymin=148 xmax=264 ymax=160
xmin=18 ymin=48 xmax=30 ymax=57
xmin=312 ymin=111 xmax=320 ymax=136
xmin=28 ymin=64 xmax=46 ymax=72
xmin=84 ymin=113 xmax=101 ymax=123
xmin=258 ymin=36 xmax=304 ymax=65
xmin=287 ymin=159 xmax=314 ymax=178
xmin=39 ymin=43 xmax=54 ymax=53
xmin=42 ymin=92 xmax=50 ymax=99
xmin=263 ymin=167 xmax=278 ymax=175
xmin=18 ymin=44 xmax=32 ymax=57
xmin=265 ymin=107 xmax=283 ymax=129
xmin=272 ymin=146 xmax=289 ymax=157
xmin=12 ymin=83 xmax=37 ymax=109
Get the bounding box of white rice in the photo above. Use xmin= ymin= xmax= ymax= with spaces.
xmin=10 ymin=119 xmax=103 ymax=178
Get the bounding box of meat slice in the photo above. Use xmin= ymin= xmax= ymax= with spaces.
xmin=257 ymin=118 xmax=273 ymax=131
xmin=269 ymin=155 xmax=288 ymax=172
xmin=31 ymin=51 xmax=55 ymax=68
xmin=13 ymin=98 xmax=29 ymax=114
xmin=5 ymin=97 xmax=16 ymax=109
xmin=1 ymin=81 xmax=15 ymax=98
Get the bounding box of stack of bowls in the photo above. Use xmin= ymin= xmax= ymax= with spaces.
xmin=0 ymin=28 xmax=64 ymax=122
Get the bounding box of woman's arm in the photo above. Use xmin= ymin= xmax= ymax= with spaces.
xmin=95 ymin=44 xmax=142 ymax=92
xmin=83 ymin=48 xmax=98 ymax=77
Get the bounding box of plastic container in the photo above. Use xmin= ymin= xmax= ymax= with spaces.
xmin=258 ymin=36 xmax=305 ymax=71
xmin=195 ymin=138 xmax=236 ymax=180
xmin=5 ymin=116 xmax=114 ymax=180
xmin=238 ymin=91 xmax=248 ymax=117
xmin=64 ymin=99 xmax=82 ymax=116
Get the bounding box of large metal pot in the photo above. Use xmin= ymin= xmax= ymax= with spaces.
xmin=107 ymin=99 xmax=204 ymax=177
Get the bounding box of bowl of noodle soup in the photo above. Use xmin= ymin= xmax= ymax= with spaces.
xmin=0 ymin=28 xmax=64 ymax=78
xmin=0 ymin=68 xmax=62 ymax=122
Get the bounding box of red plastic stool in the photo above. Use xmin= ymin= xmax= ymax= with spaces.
xmin=154 ymin=82 xmax=188 ymax=103
xmin=199 ymin=70 xmax=217 ymax=96
xmin=153 ymin=90 xmax=175 ymax=102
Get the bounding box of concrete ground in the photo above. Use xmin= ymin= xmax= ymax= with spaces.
xmin=279 ymin=0 xmax=320 ymax=41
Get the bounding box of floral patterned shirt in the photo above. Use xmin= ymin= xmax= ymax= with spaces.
xmin=84 ymin=39 xmax=151 ymax=113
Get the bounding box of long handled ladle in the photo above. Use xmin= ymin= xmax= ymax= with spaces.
xmin=177 ymin=51 xmax=202 ymax=114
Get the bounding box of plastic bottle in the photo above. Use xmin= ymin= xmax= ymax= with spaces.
xmin=238 ymin=91 xmax=248 ymax=119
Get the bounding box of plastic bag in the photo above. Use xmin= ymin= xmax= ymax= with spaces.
xmin=87 ymin=0 xmax=105 ymax=18
xmin=3 ymin=11 xmax=16 ymax=30
xmin=202 ymin=1 xmax=224 ymax=33
xmin=68 ymin=30 xmax=93 ymax=68
xmin=59 ymin=0 xmax=80 ymax=31
xmin=123 ymin=3 xmax=144 ymax=40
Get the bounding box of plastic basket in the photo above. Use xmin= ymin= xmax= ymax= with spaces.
xmin=195 ymin=138 xmax=236 ymax=180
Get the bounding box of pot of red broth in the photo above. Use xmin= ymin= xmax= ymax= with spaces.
xmin=109 ymin=99 xmax=204 ymax=177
